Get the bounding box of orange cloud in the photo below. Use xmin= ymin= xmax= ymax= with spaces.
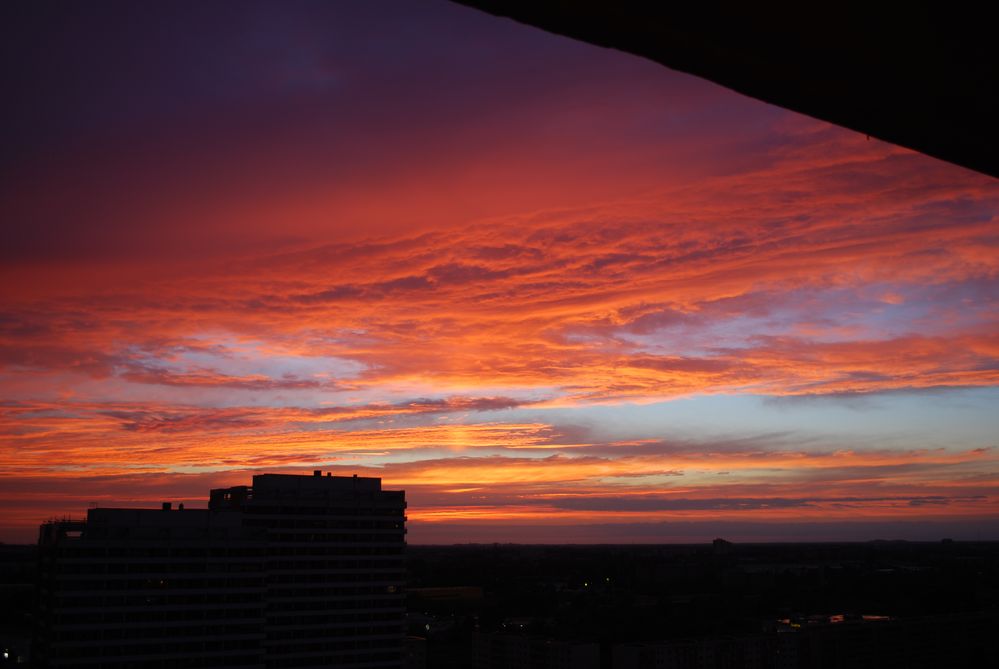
xmin=2 ymin=119 xmax=998 ymax=542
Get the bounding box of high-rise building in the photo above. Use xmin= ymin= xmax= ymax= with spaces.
xmin=35 ymin=472 xmax=407 ymax=669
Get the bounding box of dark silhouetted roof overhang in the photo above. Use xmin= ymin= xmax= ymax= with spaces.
xmin=456 ymin=1 xmax=998 ymax=179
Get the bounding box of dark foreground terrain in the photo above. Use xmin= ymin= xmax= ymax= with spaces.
xmin=406 ymin=540 xmax=999 ymax=668
xmin=4 ymin=540 xmax=999 ymax=667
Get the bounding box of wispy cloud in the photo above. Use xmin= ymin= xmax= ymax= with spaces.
xmin=1 ymin=1 xmax=997 ymax=542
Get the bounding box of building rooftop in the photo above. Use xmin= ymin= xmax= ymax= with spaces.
xmin=252 ymin=471 xmax=384 ymax=492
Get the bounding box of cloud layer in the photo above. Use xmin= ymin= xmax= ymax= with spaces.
xmin=1 ymin=0 xmax=997 ymax=542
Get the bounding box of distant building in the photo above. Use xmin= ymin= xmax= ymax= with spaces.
xmin=614 ymin=611 xmax=999 ymax=669
xmin=474 ymin=633 xmax=599 ymax=669
xmin=614 ymin=635 xmax=778 ymax=669
xmin=404 ymin=636 xmax=427 ymax=669
xmin=35 ymin=472 xmax=406 ymax=668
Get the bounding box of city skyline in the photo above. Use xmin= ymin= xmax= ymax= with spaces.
xmin=2 ymin=0 xmax=998 ymax=544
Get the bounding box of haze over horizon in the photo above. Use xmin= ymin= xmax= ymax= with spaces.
xmin=2 ymin=0 xmax=998 ymax=544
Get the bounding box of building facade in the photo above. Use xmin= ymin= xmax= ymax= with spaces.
xmin=35 ymin=472 xmax=406 ymax=669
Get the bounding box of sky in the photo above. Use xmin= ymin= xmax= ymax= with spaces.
xmin=2 ymin=0 xmax=998 ymax=544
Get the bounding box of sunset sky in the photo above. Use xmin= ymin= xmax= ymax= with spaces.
xmin=2 ymin=0 xmax=998 ymax=544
